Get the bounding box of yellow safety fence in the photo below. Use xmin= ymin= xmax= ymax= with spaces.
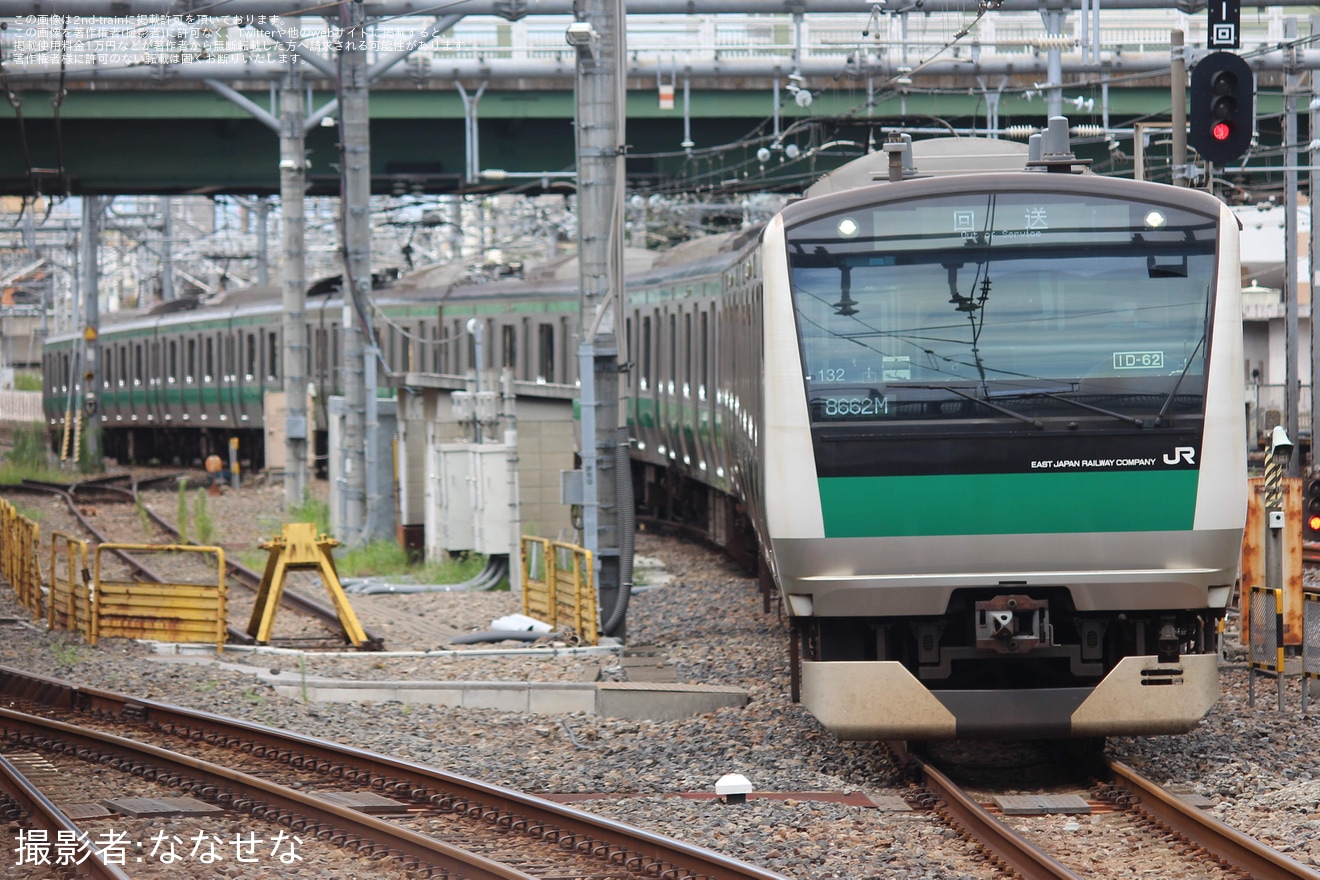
xmin=0 ymin=507 xmax=231 ymax=650
xmin=93 ymin=544 xmax=228 ymax=651
xmin=0 ymin=497 xmax=42 ymax=619
xmin=521 ymin=536 xmax=597 ymax=646
xmin=48 ymin=531 xmax=93 ymax=641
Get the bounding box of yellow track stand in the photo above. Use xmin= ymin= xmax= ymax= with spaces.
xmin=247 ymin=523 xmax=376 ymax=649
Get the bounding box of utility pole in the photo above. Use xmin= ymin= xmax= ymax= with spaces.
xmin=1311 ymin=15 xmax=1320 ymax=466
xmin=338 ymin=0 xmax=378 ymax=544
xmin=160 ymin=197 xmax=175 ymax=301
xmin=571 ymin=0 xmax=630 ymax=637
xmin=1285 ymin=17 xmax=1301 ymax=475
xmin=280 ymin=65 xmax=309 ymax=507
xmin=1171 ymin=30 xmax=1187 ymax=185
xmin=80 ymin=195 xmax=103 ymax=470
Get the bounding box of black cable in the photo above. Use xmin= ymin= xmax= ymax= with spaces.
xmin=0 ymin=28 xmax=38 ymax=196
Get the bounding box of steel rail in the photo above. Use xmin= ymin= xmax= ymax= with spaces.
xmin=0 ymin=706 xmax=536 ymax=880
xmin=0 ymin=752 xmax=134 ymax=880
xmin=1106 ymin=758 xmax=1320 ymax=880
xmin=0 ymin=666 xmax=790 ymax=880
xmin=897 ymin=746 xmax=1085 ymax=880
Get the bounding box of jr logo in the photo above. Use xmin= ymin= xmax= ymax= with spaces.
xmin=1163 ymin=446 xmax=1196 ymax=465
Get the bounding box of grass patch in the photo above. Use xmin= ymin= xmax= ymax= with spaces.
xmin=193 ymin=489 xmax=215 ymax=545
xmin=0 ymin=423 xmax=68 ymax=484
xmin=287 ymin=496 xmax=330 ymax=534
xmin=334 ymin=540 xmax=491 ymax=585
xmin=12 ymin=371 xmax=41 ymax=391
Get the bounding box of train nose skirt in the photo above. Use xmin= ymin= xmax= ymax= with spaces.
xmin=800 ymin=654 xmax=1220 ymax=740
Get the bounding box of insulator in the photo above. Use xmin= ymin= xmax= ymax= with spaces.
xmin=1070 ymin=125 xmax=1107 ymax=137
xmin=1032 ymin=35 xmax=1075 ymax=49
xmin=1003 ymin=125 xmax=1038 ymax=139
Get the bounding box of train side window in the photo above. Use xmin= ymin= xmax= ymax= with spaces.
xmin=245 ymin=333 xmax=257 ymax=381
xmin=699 ymin=310 xmax=708 ymax=402
xmin=683 ymin=311 xmax=692 ymax=398
xmin=117 ymin=346 xmax=126 ymax=387
xmin=186 ymin=338 xmax=196 ymax=383
xmin=537 ymin=322 xmax=554 ymax=384
xmin=134 ymin=344 xmax=143 ymax=387
xmin=169 ymin=341 xmax=177 ymax=384
xmin=521 ymin=318 xmax=531 ymax=381
xmin=641 ymin=316 xmax=651 ymax=391
xmin=501 ymin=324 xmax=515 ymax=370
xmin=668 ymin=312 xmax=677 ymax=394
xmin=267 ymin=332 xmax=279 ymax=381
xmin=204 ymin=336 xmax=214 ymax=383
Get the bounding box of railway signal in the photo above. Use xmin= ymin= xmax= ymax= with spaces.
xmin=1189 ymin=51 xmax=1254 ymax=166
xmin=1305 ymin=474 xmax=1320 ymax=542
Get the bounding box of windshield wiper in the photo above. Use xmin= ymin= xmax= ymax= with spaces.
xmin=1155 ymin=333 xmax=1206 ymax=427
xmin=904 ymin=384 xmax=1043 ymax=429
xmin=1000 ymin=389 xmax=1145 ymax=427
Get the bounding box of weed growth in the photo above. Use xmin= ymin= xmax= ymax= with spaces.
xmin=12 ymin=371 xmax=41 ymax=391
xmin=0 ymin=423 xmax=66 ymax=484
xmin=287 ymin=495 xmax=330 ymax=534
xmin=193 ymin=489 xmax=214 ymax=545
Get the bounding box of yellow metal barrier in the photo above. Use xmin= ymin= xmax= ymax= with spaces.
xmin=0 ymin=497 xmax=43 ymax=619
xmin=248 ymin=523 xmax=373 ymax=648
xmin=521 ymin=536 xmax=597 ymax=645
xmin=1248 ymin=585 xmax=1286 ymax=711
xmin=93 ymin=543 xmax=227 ymax=651
xmin=48 ymin=531 xmax=92 ymax=640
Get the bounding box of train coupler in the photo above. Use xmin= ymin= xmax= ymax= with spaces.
xmin=974 ymin=594 xmax=1053 ymax=653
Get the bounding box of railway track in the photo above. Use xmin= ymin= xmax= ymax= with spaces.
xmin=892 ymin=741 xmax=1320 ymax=880
xmin=0 ymin=665 xmax=788 ymax=880
xmin=9 ymin=476 xmax=382 ymax=649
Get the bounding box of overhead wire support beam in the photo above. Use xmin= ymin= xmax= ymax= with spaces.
xmin=1 ymin=0 xmax=1317 ymax=13
xmin=13 ymin=53 xmax=1320 ymax=87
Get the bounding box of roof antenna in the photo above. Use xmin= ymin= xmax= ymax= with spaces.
xmin=1026 ymin=115 xmax=1093 ymax=173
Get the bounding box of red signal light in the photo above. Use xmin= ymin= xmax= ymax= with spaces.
xmin=1211 ymin=122 xmax=1232 ymax=142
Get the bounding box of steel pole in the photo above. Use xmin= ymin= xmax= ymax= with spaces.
xmin=339 ymin=1 xmax=376 ymax=543
xmin=280 ymin=69 xmax=309 ymax=506
xmin=1286 ymin=18 xmax=1301 ymax=473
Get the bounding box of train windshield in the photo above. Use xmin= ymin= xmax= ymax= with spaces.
xmin=786 ymin=190 xmax=1218 ymax=427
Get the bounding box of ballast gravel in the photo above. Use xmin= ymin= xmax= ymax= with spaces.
xmin=1 ymin=475 xmax=1318 ymax=878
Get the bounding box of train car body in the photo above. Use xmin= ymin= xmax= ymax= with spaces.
xmin=616 ymin=143 xmax=1244 ymax=740
xmin=40 ymin=260 xmax=587 ymax=468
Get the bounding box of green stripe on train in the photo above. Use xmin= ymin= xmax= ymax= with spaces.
xmin=818 ymin=470 xmax=1199 ymax=536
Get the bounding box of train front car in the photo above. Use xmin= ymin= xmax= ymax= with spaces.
xmin=761 ymin=173 xmax=1245 ymax=740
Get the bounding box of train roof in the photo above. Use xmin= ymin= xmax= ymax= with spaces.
xmin=804 ymin=137 xmax=1031 ymax=198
